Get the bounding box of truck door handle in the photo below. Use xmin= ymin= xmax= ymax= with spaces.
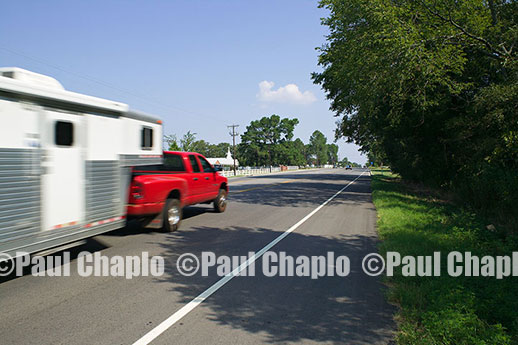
xmin=193 ymin=178 xmax=198 ymax=181
xmin=204 ymin=177 xmax=209 ymax=180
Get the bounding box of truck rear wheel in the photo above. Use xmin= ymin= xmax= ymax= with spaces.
xmin=163 ymin=199 xmax=182 ymax=232
xmin=213 ymin=189 xmax=227 ymax=213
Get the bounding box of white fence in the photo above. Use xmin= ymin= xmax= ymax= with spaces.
xmin=220 ymin=167 xmax=284 ymax=178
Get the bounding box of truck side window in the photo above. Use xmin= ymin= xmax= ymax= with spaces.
xmin=188 ymin=155 xmax=201 ymax=173
xmin=141 ymin=127 xmax=153 ymax=149
xmin=199 ymin=156 xmax=213 ymax=173
xmin=163 ymin=154 xmax=185 ymax=172
xmin=55 ymin=121 xmax=74 ymax=146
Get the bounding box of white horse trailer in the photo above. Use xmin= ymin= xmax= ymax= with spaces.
xmin=0 ymin=67 xmax=163 ymax=258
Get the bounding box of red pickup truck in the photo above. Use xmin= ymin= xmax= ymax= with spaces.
xmin=127 ymin=151 xmax=228 ymax=231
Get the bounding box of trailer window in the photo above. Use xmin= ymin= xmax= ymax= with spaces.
xmin=55 ymin=121 xmax=74 ymax=146
xmin=141 ymin=127 xmax=153 ymax=150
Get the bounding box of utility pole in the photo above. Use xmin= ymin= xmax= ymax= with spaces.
xmin=227 ymin=124 xmax=239 ymax=176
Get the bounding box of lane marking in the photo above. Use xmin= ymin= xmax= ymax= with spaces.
xmin=132 ymin=171 xmax=366 ymax=345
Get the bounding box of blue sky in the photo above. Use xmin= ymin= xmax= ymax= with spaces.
xmin=0 ymin=0 xmax=366 ymax=164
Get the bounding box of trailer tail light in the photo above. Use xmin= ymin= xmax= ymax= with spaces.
xmin=130 ymin=181 xmax=144 ymax=200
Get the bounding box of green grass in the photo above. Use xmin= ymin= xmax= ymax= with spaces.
xmin=371 ymin=170 xmax=518 ymax=344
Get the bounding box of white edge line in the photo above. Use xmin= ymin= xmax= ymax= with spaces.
xmin=132 ymin=171 xmax=367 ymax=345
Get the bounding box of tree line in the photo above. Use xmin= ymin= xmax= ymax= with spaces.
xmin=164 ymin=114 xmax=353 ymax=167
xmin=313 ymin=0 xmax=517 ymax=219
xmin=164 ymin=132 xmax=230 ymax=158
xmin=237 ymin=114 xmax=339 ymax=167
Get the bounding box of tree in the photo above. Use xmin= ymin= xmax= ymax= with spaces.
xmin=182 ymin=140 xmax=231 ymax=157
xmin=164 ymin=134 xmax=180 ymax=151
xmin=292 ymin=138 xmax=308 ymax=166
xmin=308 ymin=130 xmax=328 ymax=166
xmin=327 ymin=143 xmax=339 ymax=165
xmin=313 ymin=0 xmax=518 ymax=217
xmin=278 ymin=139 xmax=306 ymax=166
xmin=339 ymin=157 xmax=350 ymax=167
xmin=207 ymin=143 xmax=231 ymax=158
xmin=191 ymin=140 xmax=210 ymax=156
xmin=239 ymin=115 xmax=300 ymax=166
xmin=180 ymin=131 xmax=197 ymax=152
xmin=304 ymin=144 xmax=314 ymax=165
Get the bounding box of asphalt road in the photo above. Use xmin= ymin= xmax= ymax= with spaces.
xmin=0 ymin=168 xmax=395 ymax=345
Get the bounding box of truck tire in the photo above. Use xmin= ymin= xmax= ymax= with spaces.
xmin=163 ymin=199 xmax=182 ymax=232
xmin=213 ymin=189 xmax=227 ymax=213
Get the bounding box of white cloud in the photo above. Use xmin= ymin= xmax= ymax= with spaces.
xmin=257 ymin=80 xmax=316 ymax=105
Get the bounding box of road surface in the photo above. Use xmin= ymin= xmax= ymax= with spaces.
xmin=0 ymin=169 xmax=395 ymax=344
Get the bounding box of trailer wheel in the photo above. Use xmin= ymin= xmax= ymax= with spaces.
xmin=213 ymin=189 xmax=227 ymax=213
xmin=163 ymin=199 xmax=182 ymax=232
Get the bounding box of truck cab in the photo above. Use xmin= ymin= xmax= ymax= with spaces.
xmin=127 ymin=151 xmax=228 ymax=231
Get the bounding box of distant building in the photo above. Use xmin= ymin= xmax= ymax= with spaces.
xmin=206 ymin=148 xmax=239 ymax=167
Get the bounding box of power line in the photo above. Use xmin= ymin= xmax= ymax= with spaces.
xmin=0 ymin=46 xmax=226 ymax=123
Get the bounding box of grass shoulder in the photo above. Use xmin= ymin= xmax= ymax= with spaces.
xmin=371 ymin=170 xmax=518 ymax=344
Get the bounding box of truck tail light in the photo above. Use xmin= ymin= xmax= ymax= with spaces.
xmin=130 ymin=181 xmax=144 ymax=200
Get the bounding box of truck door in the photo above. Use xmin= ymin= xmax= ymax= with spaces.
xmin=187 ymin=154 xmax=203 ymax=201
xmin=41 ymin=110 xmax=84 ymax=231
xmin=197 ymin=155 xmax=219 ymax=199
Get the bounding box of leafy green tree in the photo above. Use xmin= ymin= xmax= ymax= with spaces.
xmin=164 ymin=134 xmax=230 ymax=159
xmin=340 ymin=157 xmax=350 ymax=167
xmin=191 ymin=140 xmax=210 ymax=156
xmin=180 ymin=131 xmax=197 ymax=152
xmin=239 ymin=115 xmax=300 ymax=166
xmin=292 ymin=138 xmax=308 ymax=166
xmin=327 ymin=143 xmax=339 ymax=165
xmin=164 ymin=134 xmax=180 ymax=151
xmin=278 ymin=139 xmax=306 ymax=166
xmin=309 ymin=130 xmax=328 ymax=166
xmin=304 ymin=144 xmax=315 ymax=165
xmin=207 ymin=143 xmax=231 ymax=158
xmin=313 ymin=0 xmax=518 ymax=217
